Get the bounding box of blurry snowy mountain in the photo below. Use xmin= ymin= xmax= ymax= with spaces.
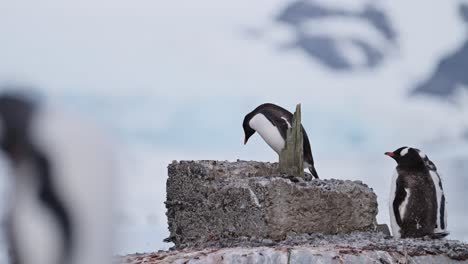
xmin=275 ymin=0 xmax=396 ymax=70
xmin=413 ymin=3 xmax=468 ymax=98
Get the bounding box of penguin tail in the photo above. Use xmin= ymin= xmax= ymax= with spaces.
xmin=431 ymin=231 xmax=450 ymax=239
xmin=308 ymin=166 xmax=319 ymax=179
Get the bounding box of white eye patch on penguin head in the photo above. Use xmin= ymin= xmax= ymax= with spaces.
xmin=400 ymin=147 xmax=409 ymax=156
xmin=414 ymin=148 xmax=427 ymax=159
xmin=384 ymin=146 xmax=408 ymax=161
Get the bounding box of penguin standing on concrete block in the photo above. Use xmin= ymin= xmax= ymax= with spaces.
xmin=243 ymin=103 xmax=319 ymax=178
xmin=0 ymin=92 xmax=114 ymax=264
xmin=385 ymin=147 xmax=448 ymax=239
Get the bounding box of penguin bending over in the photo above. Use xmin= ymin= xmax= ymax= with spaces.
xmin=0 ymin=93 xmax=114 ymax=264
xmin=385 ymin=147 xmax=448 ymax=239
xmin=243 ymin=103 xmax=319 ymax=178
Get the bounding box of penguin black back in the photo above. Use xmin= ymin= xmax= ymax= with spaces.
xmin=418 ymin=150 xmax=448 ymax=235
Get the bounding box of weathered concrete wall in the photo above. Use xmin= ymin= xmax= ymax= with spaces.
xmin=165 ymin=160 xmax=378 ymax=248
xmin=118 ymin=232 xmax=468 ymax=263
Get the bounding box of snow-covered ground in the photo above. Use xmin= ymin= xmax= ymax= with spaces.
xmin=0 ymin=0 xmax=467 ymax=261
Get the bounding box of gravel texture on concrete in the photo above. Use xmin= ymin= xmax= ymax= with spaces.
xmin=117 ymin=232 xmax=468 ymax=263
xmin=166 ymin=160 xmax=378 ymax=248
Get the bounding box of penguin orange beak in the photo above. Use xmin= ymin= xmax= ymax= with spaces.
xmin=385 ymin=152 xmax=395 ymax=157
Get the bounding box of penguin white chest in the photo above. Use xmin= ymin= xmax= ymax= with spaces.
xmin=249 ymin=114 xmax=285 ymax=154
xmin=389 ymin=171 xmax=401 ymax=238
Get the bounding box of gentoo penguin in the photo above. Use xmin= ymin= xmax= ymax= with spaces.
xmin=0 ymin=92 xmax=114 ymax=264
xmin=385 ymin=147 xmax=448 ymax=239
xmin=243 ymin=103 xmax=319 ymax=178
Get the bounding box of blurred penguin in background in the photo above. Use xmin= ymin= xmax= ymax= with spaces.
xmin=0 ymin=90 xmax=115 ymax=264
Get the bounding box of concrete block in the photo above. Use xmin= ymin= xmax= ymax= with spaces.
xmin=165 ymin=160 xmax=378 ymax=248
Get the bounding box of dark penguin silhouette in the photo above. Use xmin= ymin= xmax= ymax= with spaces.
xmin=0 ymin=94 xmax=72 ymax=264
xmin=0 ymin=92 xmax=113 ymax=264
xmin=243 ymin=103 xmax=319 ymax=178
xmin=385 ymin=147 xmax=448 ymax=239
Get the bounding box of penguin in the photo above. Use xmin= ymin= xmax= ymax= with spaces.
xmin=385 ymin=146 xmax=448 ymax=239
xmin=0 ymin=92 xmax=114 ymax=264
xmin=243 ymin=103 xmax=319 ymax=178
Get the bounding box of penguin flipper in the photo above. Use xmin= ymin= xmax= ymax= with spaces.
xmin=393 ymin=181 xmax=407 ymax=226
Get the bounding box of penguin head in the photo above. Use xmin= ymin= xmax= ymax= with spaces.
xmin=385 ymin=146 xmax=427 ymax=170
xmin=242 ymin=112 xmax=256 ymax=145
xmin=0 ymin=93 xmax=36 ymax=163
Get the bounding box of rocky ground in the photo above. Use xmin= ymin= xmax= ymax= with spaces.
xmin=116 ymin=232 xmax=468 ymax=263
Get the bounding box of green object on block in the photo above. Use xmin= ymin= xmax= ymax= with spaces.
xmin=279 ymin=104 xmax=304 ymax=177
